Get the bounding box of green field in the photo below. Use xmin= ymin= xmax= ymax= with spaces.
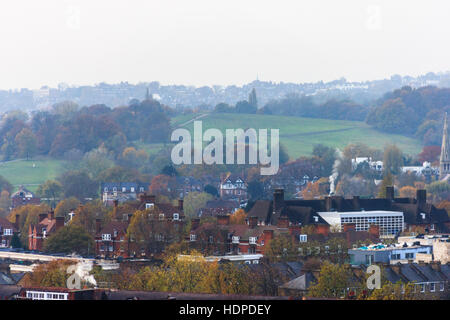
xmin=0 ymin=113 xmax=422 ymax=189
xmin=0 ymin=158 xmax=67 ymax=192
xmin=169 ymin=113 xmax=422 ymax=159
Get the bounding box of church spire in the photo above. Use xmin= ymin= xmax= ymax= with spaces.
xmin=440 ymin=112 xmax=450 ymax=179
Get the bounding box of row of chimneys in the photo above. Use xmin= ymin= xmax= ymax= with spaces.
xmin=272 ymin=186 xmax=428 ymax=213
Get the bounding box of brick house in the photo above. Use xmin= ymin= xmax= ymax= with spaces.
xmin=95 ymin=194 xmax=185 ymax=258
xmin=0 ymin=217 xmax=17 ymax=248
xmin=11 ymin=186 xmax=40 ymax=209
xmin=188 ymin=215 xmax=277 ymax=256
xmin=28 ymin=211 xmax=65 ymax=251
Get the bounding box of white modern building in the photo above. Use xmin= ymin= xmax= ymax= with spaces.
xmin=318 ymin=210 xmax=404 ymax=237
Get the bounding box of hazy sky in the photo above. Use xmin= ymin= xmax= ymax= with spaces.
xmin=0 ymin=0 xmax=449 ymax=89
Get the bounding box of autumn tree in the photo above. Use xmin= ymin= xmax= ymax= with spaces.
xmin=36 ymin=180 xmax=63 ymax=208
xmin=399 ymin=186 xmax=417 ymax=198
xmin=22 ymin=259 xmax=75 ymax=288
xmin=54 ymin=197 xmax=81 ymax=218
xmin=417 ymin=145 xmax=441 ymax=164
xmin=383 ymin=144 xmax=404 ymax=175
xmin=182 ymin=191 xmax=214 ymax=219
xmin=14 ymin=127 xmax=37 ymax=159
xmin=44 ymin=224 xmax=95 ymax=255
xmin=265 ymin=234 xmax=297 ymax=262
xmin=229 ymin=209 xmax=247 ymax=225
xmin=308 ymin=262 xmax=355 ymax=298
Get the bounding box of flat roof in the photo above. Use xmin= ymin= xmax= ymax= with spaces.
xmin=318 ymin=210 xmax=404 ymax=218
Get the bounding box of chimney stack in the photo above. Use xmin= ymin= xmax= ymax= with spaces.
xmin=48 ymin=210 xmax=54 ymax=221
xmin=325 ymin=196 xmax=332 ymax=211
xmin=386 ymin=186 xmax=395 ymax=201
xmin=273 ymin=189 xmax=285 ymax=213
xmin=352 ymin=196 xmax=360 ymax=210
xmin=178 ymin=199 xmax=184 ymax=211
xmin=416 ymin=189 xmax=426 ymax=206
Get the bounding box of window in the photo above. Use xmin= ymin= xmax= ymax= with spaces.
xmin=249 ymin=237 xmax=257 ymax=244
xmin=430 ymin=283 xmax=435 ymax=292
xmin=145 ymin=203 xmax=154 ymax=210
xmin=173 ymin=213 xmax=179 ymax=221
xmin=420 ymin=284 xmax=425 ymax=293
xmin=140 ymin=187 xmax=144 ymax=192
xmin=3 ymin=228 xmax=12 ymax=236
xmin=130 ymin=187 xmax=135 ymax=192
xmin=104 ymin=187 xmax=108 ymax=192
xmin=190 ymin=234 xmax=196 ymax=241
xmin=102 ymin=234 xmax=111 ymax=241
xmin=232 ymin=236 xmax=240 ymax=243
xmin=208 ymin=236 xmax=214 ymax=243
xmin=299 ymin=234 xmax=308 ymax=243
xmin=113 ymin=187 xmax=117 ymax=192
xmin=440 ymin=283 xmax=445 ymax=292
xmin=122 ymin=187 xmax=126 ymax=192
xmin=159 ymin=213 xmax=165 ymax=221
xmin=405 ymin=253 xmax=414 ymax=259
xmin=391 ymin=253 xmax=401 ymax=260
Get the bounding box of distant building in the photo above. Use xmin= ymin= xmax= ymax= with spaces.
xmin=11 ymin=186 xmax=40 ymax=209
xmin=348 ymin=243 xmax=433 ymax=265
xmin=219 ymin=174 xmax=247 ymax=201
xmin=101 ymin=182 xmax=148 ymax=206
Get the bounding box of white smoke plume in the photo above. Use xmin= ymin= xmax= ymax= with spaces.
xmin=329 ymin=148 xmax=343 ymax=195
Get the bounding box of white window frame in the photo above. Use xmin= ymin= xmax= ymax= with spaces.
xmin=102 ymin=234 xmax=111 ymax=241
xmin=173 ymin=213 xmax=179 ymax=221
xmin=299 ymin=234 xmax=308 ymax=243
xmin=190 ymin=234 xmax=196 ymax=241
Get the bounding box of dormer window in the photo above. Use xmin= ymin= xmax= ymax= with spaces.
xmin=145 ymin=203 xmax=154 ymax=210
xmin=313 ymin=216 xmax=319 ymax=223
xmin=420 ymin=213 xmax=426 ymax=220
xmin=102 ymin=234 xmax=111 ymax=241
xmin=232 ymin=236 xmax=240 ymax=243
xmin=113 ymin=230 xmax=118 ymax=237
xmin=173 ymin=213 xmax=179 ymax=221
xmin=104 ymin=187 xmax=108 ymax=192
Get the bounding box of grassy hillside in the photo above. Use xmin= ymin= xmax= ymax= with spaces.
xmin=0 ymin=157 xmax=67 ymax=192
xmin=170 ymin=113 xmax=422 ymax=159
